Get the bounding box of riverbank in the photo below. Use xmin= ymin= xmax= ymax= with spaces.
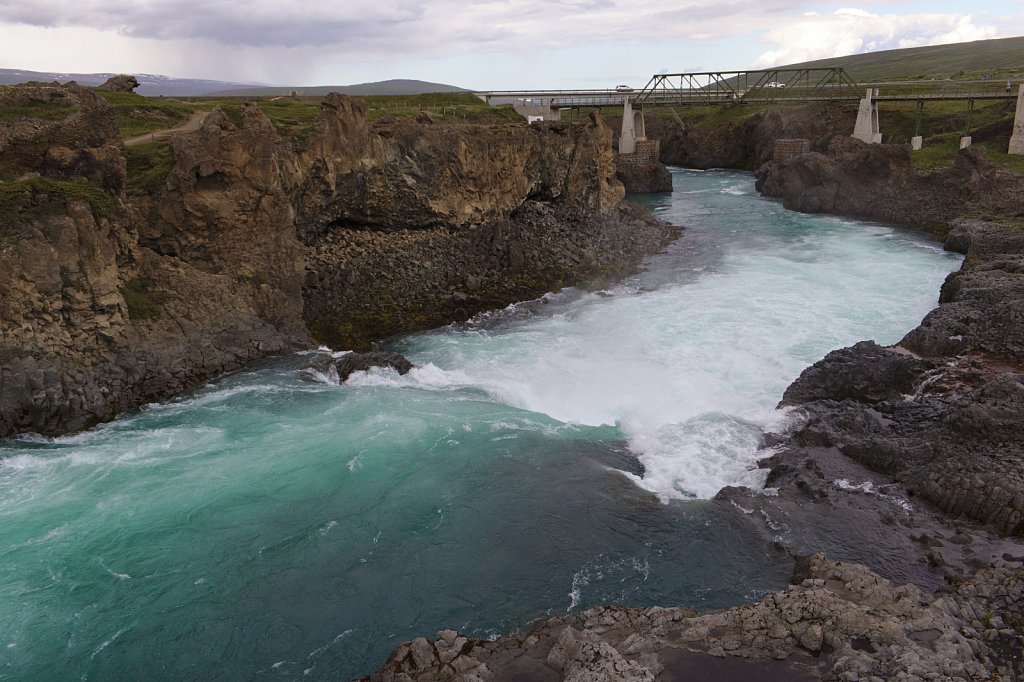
xmin=0 ymin=84 xmax=673 ymax=438
xmin=363 ymin=145 xmax=1024 ymax=679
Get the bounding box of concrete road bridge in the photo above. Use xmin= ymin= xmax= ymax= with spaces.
xmin=475 ymin=68 xmax=1024 ymax=155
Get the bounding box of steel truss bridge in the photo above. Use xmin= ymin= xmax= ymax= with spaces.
xmin=476 ymin=68 xmax=1019 ymax=109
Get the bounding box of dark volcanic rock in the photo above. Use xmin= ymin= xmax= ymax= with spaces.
xmin=361 ymin=554 xmax=1022 ymax=681
xmin=615 ymin=157 xmax=672 ymax=193
xmin=764 ymin=217 xmax=1024 ymax=536
xmin=97 ymin=74 xmax=140 ymax=92
xmin=335 ymin=351 xmax=413 ymax=380
xmin=780 ymin=340 xmax=935 ymax=406
xmin=755 ymin=140 xmax=1024 ymax=235
xmin=901 ymin=220 xmax=1024 ymax=362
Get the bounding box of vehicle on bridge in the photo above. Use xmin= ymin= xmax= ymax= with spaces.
xmin=615 ymin=84 xmax=633 ymax=92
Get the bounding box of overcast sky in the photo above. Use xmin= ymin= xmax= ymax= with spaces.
xmin=1 ymin=0 xmax=1021 ymax=89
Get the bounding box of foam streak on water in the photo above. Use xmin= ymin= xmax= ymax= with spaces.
xmin=0 ymin=170 xmax=961 ymax=680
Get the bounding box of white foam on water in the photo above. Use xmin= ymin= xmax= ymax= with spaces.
xmin=394 ymin=172 xmax=961 ymax=501
xmin=834 ymin=478 xmax=914 ymax=512
xmin=342 ymin=363 xmax=473 ymax=390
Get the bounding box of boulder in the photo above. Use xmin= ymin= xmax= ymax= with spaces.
xmin=334 ymin=351 xmax=414 ymax=381
xmin=779 ymin=340 xmax=934 ymax=406
xmin=615 ymin=158 xmax=672 ymax=193
xmin=97 ymin=75 xmax=140 ymax=93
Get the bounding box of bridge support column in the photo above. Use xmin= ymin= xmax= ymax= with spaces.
xmin=619 ymin=98 xmax=646 ymax=154
xmin=1009 ymin=85 xmax=1024 ymax=155
xmin=852 ymin=89 xmax=881 ymax=143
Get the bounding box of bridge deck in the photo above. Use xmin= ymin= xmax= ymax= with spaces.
xmin=476 ymin=69 xmax=1019 ymax=109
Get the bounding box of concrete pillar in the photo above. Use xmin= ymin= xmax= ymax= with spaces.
xmin=619 ymin=97 xmax=636 ymax=154
xmin=911 ymin=136 xmax=923 ymax=150
xmin=960 ymin=136 xmax=972 ymax=149
xmin=852 ymin=88 xmax=882 ymax=143
xmin=1009 ymin=85 xmax=1024 ymax=155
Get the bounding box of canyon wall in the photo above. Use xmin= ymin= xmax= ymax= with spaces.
xmin=0 ymin=86 xmax=673 ymax=437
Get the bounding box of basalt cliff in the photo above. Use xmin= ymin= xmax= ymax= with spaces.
xmin=0 ymin=84 xmax=673 ymax=438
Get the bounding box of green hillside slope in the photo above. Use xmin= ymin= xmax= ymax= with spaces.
xmin=778 ymin=35 xmax=1024 ymax=81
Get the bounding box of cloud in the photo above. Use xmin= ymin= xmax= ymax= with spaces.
xmin=751 ymin=9 xmax=999 ymax=67
xmin=0 ymin=0 xmax=789 ymax=53
xmin=0 ymin=1 xmax=1017 ymax=87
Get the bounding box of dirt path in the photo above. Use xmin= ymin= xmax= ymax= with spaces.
xmin=124 ymin=111 xmax=210 ymax=146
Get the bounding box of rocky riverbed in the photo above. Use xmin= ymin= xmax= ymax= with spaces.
xmin=363 ymin=143 xmax=1024 ymax=680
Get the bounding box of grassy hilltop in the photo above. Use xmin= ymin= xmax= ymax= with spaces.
xmin=778 ymin=35 xmax=1024 ymax=82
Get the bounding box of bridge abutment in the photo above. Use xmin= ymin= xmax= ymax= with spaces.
xmin=852 ymin=89 xmax=881 ymax=143
xmin=1009 ymin=85 xmax=1024 ymax=155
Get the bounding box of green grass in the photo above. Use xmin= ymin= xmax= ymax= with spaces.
xmin=981 ymin=147 xmax=1024 ymax=174
xmin=879 ymin=100 xmax=1011 ymax=144
xmin=911 ymin=140 xmax=1024 ymax=175
xmin=911 ymin=142 xmax=961 ymax=170
xmin=95 ymin=90 xmax=197 ymax=138
xmin=359 ymin=93 xmax=522 ymax=124
xmin=0 ymin=103 xmax=73 ymax=124
xmin=249 ymin=98 xmax=322 ymax=140
xmin=0 ymin=176 xmax=117 ymax=229
xmin=124 ymin=142 xmax=176 ymax=195
xmin=777 ymin=36 xmax=1024 ymax=82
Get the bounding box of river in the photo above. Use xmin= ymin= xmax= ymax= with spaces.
xmin=0 ymin=169 xmax=962 ymax=680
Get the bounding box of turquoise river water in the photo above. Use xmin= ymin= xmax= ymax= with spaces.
xmin=0 ymin=170 xmax=962 ymax=680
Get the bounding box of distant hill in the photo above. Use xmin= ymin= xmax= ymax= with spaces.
xmin=206 ymin=79 xmax=470 ymax=97
xmin=774 ymin=35 xmax=1024 ymax=82
xmin=0 ymin=70 xmax=469 ymax=98
xmin=0 ymin=68 xmax=264 ymax=96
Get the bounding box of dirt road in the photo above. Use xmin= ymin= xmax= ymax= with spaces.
xmin=124 ymin=111 xmax=210 ymax=146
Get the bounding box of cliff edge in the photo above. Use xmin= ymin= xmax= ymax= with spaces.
xmin=0 ymin=85 xmax=674 ymax=438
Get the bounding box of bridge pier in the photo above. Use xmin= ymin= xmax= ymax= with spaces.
xmin=1009 ymin=85 xmax=1024 ymax=155
xmin=852 ymin=89 xmax=881 ymax=143
xmin=619 ymin=98 xmax=646 ymax=154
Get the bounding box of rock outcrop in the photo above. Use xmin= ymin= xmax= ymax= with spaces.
xmin=755 ymin=138 xmax=1024 ymax=235
xmin=362 ymin=554 xmax=1022 ymax=681
xmin=0 ymin=86 xmax=674 ymax=438
xmin=763 ymin=220 xmax=1024 ymax=537
xmin=97 ymin=75 xmax=140 ymax=93
xmin=615 ymin=157 xmax=673 ymax=193
xmin=334 ymin=351 xmax=414 ymax=381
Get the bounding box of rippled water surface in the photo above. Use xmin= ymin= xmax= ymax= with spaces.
xmin=0 ymin=170 xmax=962 ymax=680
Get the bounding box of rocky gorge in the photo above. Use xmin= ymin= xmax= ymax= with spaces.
xmin=0 ymin=83 xmax=673 ymax=438
xmin=364 ymin=127 xmax=1024 ymax=678
xmin=3 ymin=83 xmax=1023 ymax=681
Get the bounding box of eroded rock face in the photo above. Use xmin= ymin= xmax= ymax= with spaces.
xmin=361 ymin=554 xmax=1022 ymax=681
xmin=755 ymin=139 xmax=1024 ymax=234
xmin=0 ymin=86 xmax=673 ymax=438
xmin=615 ymin=158 xmax=673 ymax=193
xmin=903 ymin=220 xmax=1024 ymax=362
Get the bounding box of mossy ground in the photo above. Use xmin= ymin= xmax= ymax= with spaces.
xmin=0 ymin=176 xmax=118 ymax=229
xmin=124 ymin=142 xmax=175 ymax=195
